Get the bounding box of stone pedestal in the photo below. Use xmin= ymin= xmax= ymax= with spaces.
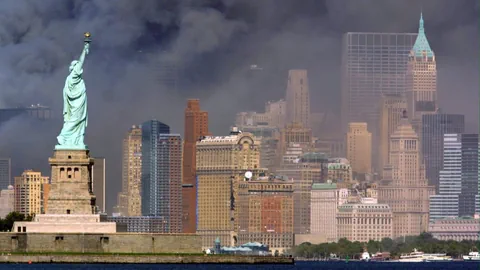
xmin=47 ymin=150 xmax=96 ymax=215
xmin=13 ymin=214 xmax=116 ymax=233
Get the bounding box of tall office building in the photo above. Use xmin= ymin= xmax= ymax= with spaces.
xmin=422 ymin=114 xmax=465 ymax=191
xmin=0 ymin=158 xmax=11 ymax=190
xmin=346 ymin=122 xmax=372 ymax=175
xmin=378 ymin=112 xmax=434 ymax=237
xmin=310 ymin=182 xmax=340 ymax=242
xmin=377 ymin=94 xmax=407 ymax=175
xmin=0 ymin=185 xmax=14 ymax=218
xmin=341 ymin=32 xmax=417 ymax=167
xmin=182 ymin=99 xmax=209 ymax=233
xmin=92 ymin=158 xmax=106 ymax=213
xmin=285 ymin=70 xmax=310 ymax=128
xmin=406 ymin=13 xmax=437 ymax=135
xmin=141 ymin=120 xmax=182 ymax=233
xmin=237 ymin=175 xmax=294 ymax=253
xmin=429 ymin=134 xmax=479 ymax=221
xmin=14 ymin=170 xmax=50 ymax=216
xmin=196 ymin=127 xmax=265 ymax=249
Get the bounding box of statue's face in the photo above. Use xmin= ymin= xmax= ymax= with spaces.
xmin=69 ymin=60 xmax=79 ymax=72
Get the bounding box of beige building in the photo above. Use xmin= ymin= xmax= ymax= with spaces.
xmin=115 ymin=126 xmax=142 ymax=216
xmin=346 ymin=122 xmax=372 ymax=175
xmin=378 ymin=114 xmax=435 ymax=238
xmin=285 ymin=69 xmax=310 ymax=128
xmin=196 ymin=127 xmax=265 ymax=248
xmin=235 ymin=99 xmax=286 ymax=129
xmin=428 ymin=217 xmax=480 ymax=241
xmin=406 ymin=14 xmax=437 ymax=135
xmin=0 ymin=185 xmax=14 ymax=218
xmin=237 ymin=175 xmax=294 ymax=254
xmin=310 ymin=182 xmax=339 ymax=242
xmin=279 ymin=122 xmax=313 ymax=157
xmin=337 ymin=203 xmax=393 ymax=242
xmin=327 ymin=158 xmax=352 ymax=184
xmin=377 ymin=94 xmax=407 ymax=176
xmin=14 ymin=170 xmax=50 ymax=216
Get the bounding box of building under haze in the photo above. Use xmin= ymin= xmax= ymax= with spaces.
xmin=236 ymin=175 xmax=294 ymax=254
xmin=406 ymin=13 xmax=437 ymax=136
xmin=0 ymin=185 xmax=14 ymax=218
xmin=285 ymin=70 xmax=310 ymax=128
xmin=182 ymin=99 xmax=209 ymax=233
xmin=92 ymin=158 xmax=106 ymax=213
xmin=196 ymin=127 xmax=265 ymax=249
xmin=341 ymin=32 xmax=417 ymax=169
xmin=346 ymin=122 xmax=372 ymax=176
xmin=14 ymin=170 xmax=49 ymax=216
xmin=429 ymin=134 xmax=479 ymax=222
xmin=378 ymin=113 xmax=434 ymax=238
xmin=377 ymin=94 xmax=407 ymax=175
xmin=0 ymin=158 xmax=11 ymax=190
xmin=422 ymin=114 xmax=465 ymax=192
xmin=310 ymin=182 xmax=340 ymax=243
xmin=141 ymin=120 xmax=182 ymax=233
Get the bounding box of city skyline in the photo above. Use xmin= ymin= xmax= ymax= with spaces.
xmin=0 ymin=1 xmax=477 ymax=215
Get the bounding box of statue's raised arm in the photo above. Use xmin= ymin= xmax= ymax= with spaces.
xmin=55 ymin=32 xmax=92 ymax=151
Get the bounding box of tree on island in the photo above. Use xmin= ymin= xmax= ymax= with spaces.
xmin=0 ymin=212 xmax=33 ymax=232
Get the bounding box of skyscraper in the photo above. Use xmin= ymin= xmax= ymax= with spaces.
xmin=346 ymin=122 xmax=372 ymax=175
xmin=92 ymin=157 xmax=106 ymax=213
xmin=196 ymin=127 xmax=265 ymax=249
xmin=429 ymin=134 xmax=479 ymax=221
xmin=378 ymin=112 xmax=434 ymax=237
xmin=406 ymin=13 xmax=437 ymax=134
xmin=182 ymin=99 xmax=209 ymax=233
xmin=341 ymin=32 xmax=417 ymax=167
xmin=377 ymin=94 xmax=407 ymax=175
xmin=0 ymin=158 xmax=11 ymax=190
xmin=422 ymin=114 xmax=465 ymax=191
xmin=14 ymin=170 xmax=49 ymax=216
xmin=141 ymin=120 xmax=182 ymax=233
xmin=285 ymin=70 xmax=310 ymax=128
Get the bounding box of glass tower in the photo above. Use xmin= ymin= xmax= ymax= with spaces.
xmin=422 ymin=114 xmax=465 ymax=192
xmin=0 ymin=158 xmax=11 ymax=190
xmin=341 ymin=32 xmax=417 ymax=169
xmin=141 ymin=120 xmax=182 ymax=232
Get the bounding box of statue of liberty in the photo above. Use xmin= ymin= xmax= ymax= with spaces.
xmin=55 ymin=33 xmax=92 ymax=150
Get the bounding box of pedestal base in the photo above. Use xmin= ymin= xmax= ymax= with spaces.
xmin=12 ymin=214 xmax=116 ymax=233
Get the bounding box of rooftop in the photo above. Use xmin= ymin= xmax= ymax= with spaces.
xmin=411 ymin=13 xmax=434 ymax=58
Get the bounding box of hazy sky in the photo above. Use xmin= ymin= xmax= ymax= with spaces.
xmin=0 ymin=0 xmax=477 ymax=212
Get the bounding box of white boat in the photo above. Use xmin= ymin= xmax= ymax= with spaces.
xmin=361 ymin=251 xmax=370 ymax=261
xmin=463 ymin=251 xmax=480 ymax=261
xmin=399 ymin=248 xmax=424 ymax=262
xmin=422 ymin=254 xmax=452 ymax=262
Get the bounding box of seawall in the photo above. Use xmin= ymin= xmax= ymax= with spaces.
xmin=0 ymin=254 xmax=294 ymax=264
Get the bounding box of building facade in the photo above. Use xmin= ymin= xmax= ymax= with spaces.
xmin=237 ymin=175 xmax=294 ymax=254
xmin=406 ymin=13 xmax=437 ymax=136
xmin=337 ymin=203 xmax=393 ymax=242
xmin=378 ymin=114 xmax=435 ymax=237
xmin=182 ymin=99 xmax=209 ymax=233
xmin=429 ymin=134 xmax=479 ymax=222
xmin=377 ymin=94 xmax=407 ymax=175
xmin=327 ymin=158 xmax=353 ymax=184
xmin=285 ymin=70 xmax=310 ymax=128
xmin=141 ymin=120 xmax=182 ymax=233
xmin=422 ymin=114 xmax=465 ymax=192
xmin=122 ymin=126 xmax=142 ymax=216
xmin=106 ymin=216 xmax=168 ymax=233
xmin=341 ymin=32 xmax=417 ymax=166
xmin=14 ymin=170 xmax=49 ymax=216
xmin=196 ymin=128 xmax=265 ymax=248
xmin=0 ymin=158 xmax=11 ymax=190
xmin=428 ymin=217 xmax=480 ymax=241
xmin=346 ymin=122 xmax=372 ymax=175
xmin=92 ymin=157 xmax=106 ymax=213
xmin=310 ymin=182 xmax=339 ymax=242
xmin=0 ymin=185 xmax=14 ymax=218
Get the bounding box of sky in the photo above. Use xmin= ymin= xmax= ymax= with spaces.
xmin=0 ymin=0 xmax=478 ymax=213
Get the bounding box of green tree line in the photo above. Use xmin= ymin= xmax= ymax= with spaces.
xmin=0 ymin=212 xmax=33 ymax=232
xmin=294 ymin=233 xmax=480 ymax=259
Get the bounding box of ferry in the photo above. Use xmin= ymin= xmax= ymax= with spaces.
xmin=399 ymin=249 xmax=452 ymax=262
xmin=370 ymin=252 xmax=391 ymax=261
xmin=361 ymin=251 xmax=370 ymax=261
xmin=463 ymin=251 xmax=480 ymax=261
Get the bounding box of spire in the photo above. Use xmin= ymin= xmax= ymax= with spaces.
xmin=411 ymin=12 xmax=434 ymax=58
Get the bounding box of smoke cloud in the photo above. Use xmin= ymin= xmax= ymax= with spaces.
xmin=0 ymin=0 xmax=477 ymax=212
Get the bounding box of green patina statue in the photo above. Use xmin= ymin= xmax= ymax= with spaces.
xmin=55 ymin=33 xmax=92 ymax=150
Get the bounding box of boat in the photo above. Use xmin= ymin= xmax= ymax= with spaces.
xmin=370 ymin=252 xmax=391 ymax=261
xmin=399 ymin=248 xmax=424 ymax=262
xmin=422 ymin=254 xmax=452 ymax=262
xmin=361 ymin=251 xmax=370 ymax=261
xmin=463 ymin=251 xmax=480 ymax=261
